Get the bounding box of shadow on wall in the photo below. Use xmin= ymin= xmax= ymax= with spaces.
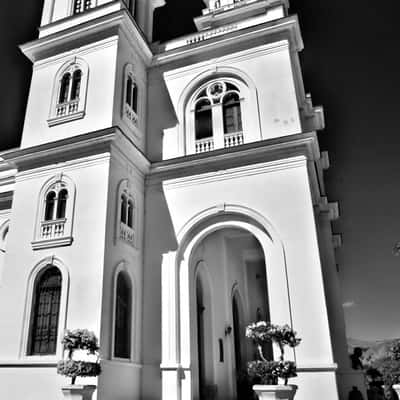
xmin=141 ymin=181 xmax=178 ymax=400
xmin=147 ymin=70 xmax=178 ymax=162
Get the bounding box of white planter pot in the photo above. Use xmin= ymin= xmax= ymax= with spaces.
xmin=61 ymin=385 xmax=97 ymax=400
xmin=253 ymin=384 xmax=298 ymax=400
xmin=393 ymin=384 xmax=400 ymax=397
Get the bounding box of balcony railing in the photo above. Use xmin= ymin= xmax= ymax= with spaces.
xmin=224 ymin=131 xmax=243 ymax=148
xmin=124 ymin=103 xmax=138 ymax=125
xmin=120 ymin=222 xmax=135 ymax=245
xmin=56 ymin=99 xmax=79 ymax=117
xmin=195 ymin=137 xmax=214 ymax=153
xmin=40 ymin=219 xmax=66 ymax=239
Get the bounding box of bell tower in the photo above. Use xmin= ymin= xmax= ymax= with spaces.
xmin=19 ymin=0 xmax=164 ymax=150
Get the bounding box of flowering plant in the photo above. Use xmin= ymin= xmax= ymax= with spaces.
xmin=57 ymin=329 xmax=101 ymax=385
xmin=246 ymin=321 xmax=301 ymax=385
xmin=373 ymin=339 xmax=400 ymax=397
xmin=61 ymin=329 xmax=99 ymax=358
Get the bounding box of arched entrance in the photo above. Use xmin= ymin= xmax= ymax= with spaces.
xmin=160 ymin=208 xmax=292 ymax=400
xmin=190 ymin=228 xmax=272 ymax=400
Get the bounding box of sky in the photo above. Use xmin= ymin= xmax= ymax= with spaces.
xmin=1 ymin=0 xmax=400 ymax=342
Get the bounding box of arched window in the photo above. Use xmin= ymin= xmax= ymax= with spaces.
xmin=28 ymin=266 xmax=62 ymax=355
xmin=117 ymin=180 xmax=136 ymax=247
xmin=48 ymin=59 xmax=89 ymax=127
xmin=123 ymin=64 xmax=139 ymax=126
xmin=33 ymin=175 xmax=76 ymax=249
xmin=59 ymin=73 xmax=71 ymax=104
xmin=191 ymin=81 xmax=244 ymax=153
xmin=223 ymin=92 xmax=242 ymax=134
xmin=114 ymin=272 xmax=132 ymax=359
xmin=73 ymin=0 xmax=91 ymax=15
xmin=56 ymin=189 xmax=68 ymax=219
xmin=121 ymin=195 xmax=127 ymax=224
xmin=127 ymin=200 xmax=134 ymax=228
xmin=44 ymin=191 xmax=56 ymax=221
xmin=195 ymin=99 xmax=213 ymax=140
xmin=70 ymin=70 xmax=82 ymax=101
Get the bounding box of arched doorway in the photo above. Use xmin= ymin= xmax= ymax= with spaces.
xmin=190 ymin=228 xmax=271 ymax=400
xmin=160 ymin=209 xmax=292 ymax=400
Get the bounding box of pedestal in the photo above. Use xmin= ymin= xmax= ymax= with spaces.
xmin=61 ymin=385 xmax=97 ymax=400
xmin=253 ymin=384 xmax=298 ymax=400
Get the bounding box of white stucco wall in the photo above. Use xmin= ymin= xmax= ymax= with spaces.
xmin=0 ymin=154 xmax=110 ymax=399
xmin=112 ymin=33 xmax=148 ymax=152
xmin=143 ymin=155 xmax=339 ymax=399
xmin=148 ymin=40 xmax=301 ymax=160
xmin=20 ymin=37 xmax=118 ymax=149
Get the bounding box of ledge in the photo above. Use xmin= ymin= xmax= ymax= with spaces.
xmin=0 ymin=360 xmax=57 ymax=368
xmin=147 ymin=131 xmax=320 ymax=184
xmin=47 ymin=111 xmax=85 ymax=127
xmin=31 ymin=236 xmax=73 ymax=250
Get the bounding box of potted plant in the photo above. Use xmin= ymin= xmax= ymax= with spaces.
xmin=245 ymin=321 xmax=301 ymax=400
xmin=373 ymin=339 xmax=400 ymax=399
xmin=57 ymin=329 xmax=101 ymax=400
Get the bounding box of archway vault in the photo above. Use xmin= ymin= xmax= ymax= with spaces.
xmin=160 ymin=205 xmax=294 ymax=400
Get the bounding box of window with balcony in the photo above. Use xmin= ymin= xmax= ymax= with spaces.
xmin=32 ymin=175 xmax=76 ymax=250
xmin=122 ymin=64 xmax=139 ymax=127
xmin=116 ymin=180 xmax=136 ymax=247
xmin=48 ymin=59 xmax=89 ymax=127
xmin=73 ymin=0 xmax=92 ymax=15
xmin=191 ymin=81 xmax=244 ymax=154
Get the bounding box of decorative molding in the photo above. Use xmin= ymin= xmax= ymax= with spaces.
xmin=148 ymin=131 xmax=320 ymax=185
xmin=21 ymin=9 xmax=152 ymax=65
xmin=31 ymin=236 xmax=73 ymax=250
xmin=0 ymin=127 xmax=150 ymax=175
xmin=315 ymin=198 xmax=339 ymax=221
xmin=15 ymin=153 xmax=111 ymax=182
xmin=332 ymin=234 xmax=342 ymax=249
xmin=47 ymin=111 xmax=85 ymax=127
xmin=153 ymin=15 xmax=302 ymax=65
xmin=162 ymin=156 xmax=307 ymax=189
xmin=320 ymin=151 xmax=330 ymax=170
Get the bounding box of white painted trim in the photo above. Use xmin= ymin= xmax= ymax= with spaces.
xmin=15 ymin=153 xmax=111 ymax=182
xmin=47 ymin=110 xmax=85 ymax=127
xmin=115 ymin=179 xmax=138 ymax=248
xmin=19 ymin=256 xmax=70 ymax=360
xmin=161 ymin=205 xmax=295 ymax=400
xmin=163 ymin=156 xmax=307 ymax=189
xmin=47 ymin=57 xmax=90 ymax=127
xmin=31 ymin=173 xmax=76 ymax=250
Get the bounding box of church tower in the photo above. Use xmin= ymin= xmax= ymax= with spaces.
xmin=0 ymin=0 xmax=363 ymax=400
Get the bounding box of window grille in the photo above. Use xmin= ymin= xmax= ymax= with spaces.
xmin=114 ymin=272 xmax=131 ymax=358
xmin=28 ymin=267 xmax=62 ymax=355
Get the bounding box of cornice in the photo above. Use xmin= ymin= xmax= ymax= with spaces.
xmin=314 ymin=197 xmax=339 ymax=221
xmin=0 ymin=127 xmax=150 ymax=175
xmin=147 ymin=131 xmax=319 ymax=185
xmin=152 ymin=15 xmax=303 ymax=66
xmin=162 ymin=156 xmax=307 ymax=190
xmin=20 ymin=9 xmax=152 ymax=65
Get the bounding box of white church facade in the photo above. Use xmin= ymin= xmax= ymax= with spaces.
xmin=0 ymin=0 xmax=363 ymax=399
